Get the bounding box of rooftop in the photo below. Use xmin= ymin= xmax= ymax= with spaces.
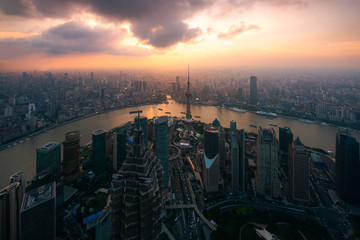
xmin=38 ymin=142 xmax=60 ymax=151
xmin=92 ymin=129 xmax=106 ymax=135
xmin=22 ymin=182 xmax=55 ymax=211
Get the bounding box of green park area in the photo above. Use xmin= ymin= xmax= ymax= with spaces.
xmin=203 ymin=206 xmax=331 ymax=240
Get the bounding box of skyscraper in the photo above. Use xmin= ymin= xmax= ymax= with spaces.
xmin=135 ymin=116 xmax=148 ymax=147
xmin=113 ymin=127 xmax=126 ymax=171
xmin=336 ymin=128 xmax=360 ymax=205
xmin=0 ymin=173 xmax=24 ymax=240
xmin=238 ymin=87 xmax=243 ymax=101
xmin=20 ymin=182 xmax=56 ymax=240
xmin=230 ymin=120 xmax=236 ymax=133
xmin=63 ymin=131 xmax=80 ymax=182
xmin=111 ymin=116 xmax=163 ymax=239
xmin=231 ymin=133 xmax=239 ymax=194
xmin=256 ymin=127 xmax=280 ymax=199
xmin=202 ymin=124 xmax=220 ymax=192
xmin=288 ymin=137 xmax=309 ymax=204
xmin=231 ymin=129 xmax=245 ymax=195
xmin=279 ymin=127 xmax=293 ymax=153
xmin=250 ymin=76 xmax=257 ymax=104
xmin=93 ymin=129 xmax=107 ymax=175
xmin=156 ymin=116 xmax=169 ymax=188
xmin=36 ymin=142 xmax=61 ymax=177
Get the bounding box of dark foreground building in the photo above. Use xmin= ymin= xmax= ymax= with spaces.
xmin=20 ymin=182 xmax=56 ymax=240
xmin=111 ymin=121 xmax=163 ymax=239
xmin=336 ymin=128 xmax=360 ymax=206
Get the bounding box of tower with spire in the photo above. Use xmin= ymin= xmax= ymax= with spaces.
xmin=185 ymin=65 xmax=192 ymax=135
xmin=111 ymin=110 xmax=163 ymax=239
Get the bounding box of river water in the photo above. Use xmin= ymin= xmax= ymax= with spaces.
xmin=1 ymin=99 xmax=359 ymax=189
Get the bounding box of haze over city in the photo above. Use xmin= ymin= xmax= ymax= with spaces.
xmin=1 ymin=0 xmax=360 ymax=71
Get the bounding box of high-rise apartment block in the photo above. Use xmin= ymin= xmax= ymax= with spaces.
xmin=288 ymin=137 xmax=309 ymax=204
xmin=0 ymin=172 xmax=25 ymax=240
xmin=256 ymin=127 xmax=280 ymax=199
xmin=336 ymin=128 xmax=360 ymax=205
xmin=111 ymin=123 xmax=163 ymax=239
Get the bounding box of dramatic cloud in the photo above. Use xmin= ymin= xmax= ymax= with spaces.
xmin=218 ymin=23 xmax=261 ymax=38
xmin=0 ymin=21 xmax=153 ymax=58
xmin=0 ymin=0 xmax=208 ymax=48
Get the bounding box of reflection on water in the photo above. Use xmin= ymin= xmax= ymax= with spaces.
xmin=0 ymin=99 xmax=359 ymax=189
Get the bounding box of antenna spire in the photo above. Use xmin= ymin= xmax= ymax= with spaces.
xmin=187 ymin=64 xmax=190 ymax=91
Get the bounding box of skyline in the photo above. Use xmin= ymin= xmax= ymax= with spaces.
xmin=0 ymin=0 xmax=360 ymax=71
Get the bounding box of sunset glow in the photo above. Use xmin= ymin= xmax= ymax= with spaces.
xmin=0 ymin=0 xmax=359 ymax=70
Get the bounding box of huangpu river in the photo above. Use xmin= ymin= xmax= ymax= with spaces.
xmin=1 ymin=99 xmax=359 ymax=189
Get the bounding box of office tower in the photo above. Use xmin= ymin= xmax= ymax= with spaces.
xmin=256 ymin=127 xmax=280 ymax=199
xmin=336 ymin=128 xmax=360 ymax=205
xmin=156 ymin=116 xmax=169 ymax=187
xmin=142 ymin=81 xmax=147 ymax=91
xmin=36 ymin=142 xmax=61 ymax=177
xmin=91 ymin=72 xmax=94 ymax=82
xmin=113 ymin=127 xmax=126 ymax=171
xmin=63 ymin=131 xmax=80 ymax=182
xmin=0 ymin=175 xmax=24 ymax=240
xmin=279 ymin=127 xmax=293 ymax=153
xmin=250 ymin=76 xmax=257 ymax=104
xmin=230 ymin=120 xmax=236 ymax=134
xmin=238 ymin=87 xmax=243 ymax=101
xmin=185 ymin=66 xmax=192 ymax=135
xmin=231 ymin=130 xmax=245 ymax=194
xmin=96 ymin=207 xmax=112 ymax=240
xmin=101 ymin=88 xmax=105 ymax=99
xmin=213 ymin=119 xmax=225 ymax=168
xmin=231 ymin=133 xmax=239 ymax=194
xmin=111 ymin=119 xmax=163 ymax=240
xmin=202 ymin=124 xmax=220 ymax=192
xmin=176 ymin=76 xmax=180 ymax=92
xmin=135 ymin=116 xmax=148 ymax=147
xmin=20 ymin=182 xmax=56 ymax=240
xmin=288 ymin=137 xmax=309 ymax=204
xmin=93 ymin=129 xmax=107 ymax=175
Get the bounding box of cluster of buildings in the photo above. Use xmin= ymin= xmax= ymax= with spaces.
xmin=0 ymin=71 xmax=166 ymax=145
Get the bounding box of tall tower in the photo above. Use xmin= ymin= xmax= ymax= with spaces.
xmin=288 ymin=137 xmax=309 ymax=204
xmin=112 ymin=110 xmax=163 ymax=239
xmin=63 ymin=131 xmax=80 ymax=182
xmin=256 ymin=127 xmax=280 ymax=199
xmin=250 ymin=76 xmax=257 ymax=104
xmin=92 ymin=129 xmax=106 ymax=175
xmin=185 ymin=66 xmax=192 ymax=135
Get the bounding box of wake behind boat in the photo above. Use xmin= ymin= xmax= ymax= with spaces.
xmin=256 ymin=111 xmax=278 ymax=118
xmin=229 ymin=107 xmax=246 ymax=113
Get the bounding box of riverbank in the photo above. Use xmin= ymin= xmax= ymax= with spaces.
xmin=0 ymin=101 xmax=160 ymax=151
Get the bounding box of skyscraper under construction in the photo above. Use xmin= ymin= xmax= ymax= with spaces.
xmin=111 ymin=114 xmax=163 ymax=239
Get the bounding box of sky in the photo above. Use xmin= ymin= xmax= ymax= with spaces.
xmin=0 ymin=0 xmax=359 ymax=71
